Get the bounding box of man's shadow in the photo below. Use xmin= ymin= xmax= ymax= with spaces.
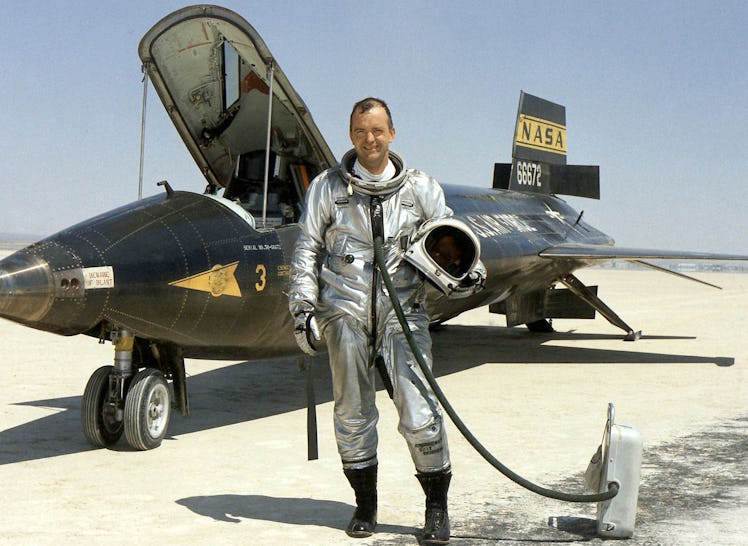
xmin=176 ymin=494 xmax=415 ymax=536
xmin=177 ymin=494 xmax=602 ymax=544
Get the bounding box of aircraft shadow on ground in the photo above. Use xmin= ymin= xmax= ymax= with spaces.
xmin=0 ymin=324 xmax=734 ymax=465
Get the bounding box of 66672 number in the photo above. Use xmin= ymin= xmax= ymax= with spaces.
xmin=515 ymin=161 xmax=542 ymax=187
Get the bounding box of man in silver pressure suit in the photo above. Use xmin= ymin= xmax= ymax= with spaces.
xmin=288 ymin=97 xmax=483 ymax=545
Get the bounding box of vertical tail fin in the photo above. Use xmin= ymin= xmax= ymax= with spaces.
xmin=494 ymin=91 xmax=599 ymax=199
xmin=512 ymin=91 xmax=567 ymax=165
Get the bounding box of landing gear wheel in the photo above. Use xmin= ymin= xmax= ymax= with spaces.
xmin=81 ymin=365 xmax=123 ymax=447
xmin=124 ymin=368 xmax=171 ymax=450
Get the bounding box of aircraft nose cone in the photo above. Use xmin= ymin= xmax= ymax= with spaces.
xmin=0 ymin=251 xmax=55 ymax=323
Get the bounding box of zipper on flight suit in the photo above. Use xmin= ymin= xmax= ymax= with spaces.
xmin=369 ymin=195 xmax=395 ymax=398
xmin=369 ymin=196 xmax=384 ymax=365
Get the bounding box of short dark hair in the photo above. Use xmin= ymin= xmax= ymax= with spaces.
xmin=349 ymin=97 xmax=393 ymax=131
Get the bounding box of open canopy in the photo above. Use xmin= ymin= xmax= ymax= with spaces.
xmin=138 ymin=5 xmax=335 ymax=193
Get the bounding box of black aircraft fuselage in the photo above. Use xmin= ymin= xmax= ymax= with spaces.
xmin=0 ymin=183 xmax=611 ymax=360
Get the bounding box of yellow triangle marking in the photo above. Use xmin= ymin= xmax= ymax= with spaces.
xmin=169 ymin=261 xmax=242 ymax=298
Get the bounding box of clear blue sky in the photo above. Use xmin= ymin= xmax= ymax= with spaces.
xmin=1 ymin=1 xmax=746 ymax=253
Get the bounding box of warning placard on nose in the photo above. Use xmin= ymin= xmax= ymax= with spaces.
xmin=82 ymin=266 xmax=115 ymax=289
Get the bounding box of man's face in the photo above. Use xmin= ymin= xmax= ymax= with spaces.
xmin=349 ymin=106 xmax=395 ymax=174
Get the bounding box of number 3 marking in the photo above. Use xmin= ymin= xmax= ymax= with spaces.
xmin=255 ymin=264 xmax=267 ymax=291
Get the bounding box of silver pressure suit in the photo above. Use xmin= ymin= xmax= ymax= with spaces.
xmin=288 ymin=150 xmax=451 ymax=473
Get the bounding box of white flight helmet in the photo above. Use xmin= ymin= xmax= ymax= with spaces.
xmin=404 ymin=217 xmax=481 ymax=296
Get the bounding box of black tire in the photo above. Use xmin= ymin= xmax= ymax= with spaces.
xmin=81 ymin=365 xmax=123 ymax=447
xmin=124 ymin=368 xmax=171 ymax=450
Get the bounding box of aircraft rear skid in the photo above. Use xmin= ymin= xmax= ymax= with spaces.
xmin=489 ymin=273 xmax=641 ymax=341
xmin=558 ymin=274 xmax=641 ymax=341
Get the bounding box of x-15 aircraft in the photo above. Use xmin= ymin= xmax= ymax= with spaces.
xmin=1 ymin=5 xmax=746 ymax=451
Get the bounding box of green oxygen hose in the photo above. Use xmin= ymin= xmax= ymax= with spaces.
xmin=373 ymin=236 xmax=618 ymax=503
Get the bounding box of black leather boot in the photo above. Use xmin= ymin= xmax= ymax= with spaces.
xmin=416 ymin=471 xmax=451 ymax=545
xmin=343 ymin=464 xmax=378 ymax=538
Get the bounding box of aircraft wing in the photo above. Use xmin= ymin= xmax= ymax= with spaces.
xmin=540 ymin=243 xmax=748 ymax=262
xmin=540 ymin=243 xmax=748 ymax=289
